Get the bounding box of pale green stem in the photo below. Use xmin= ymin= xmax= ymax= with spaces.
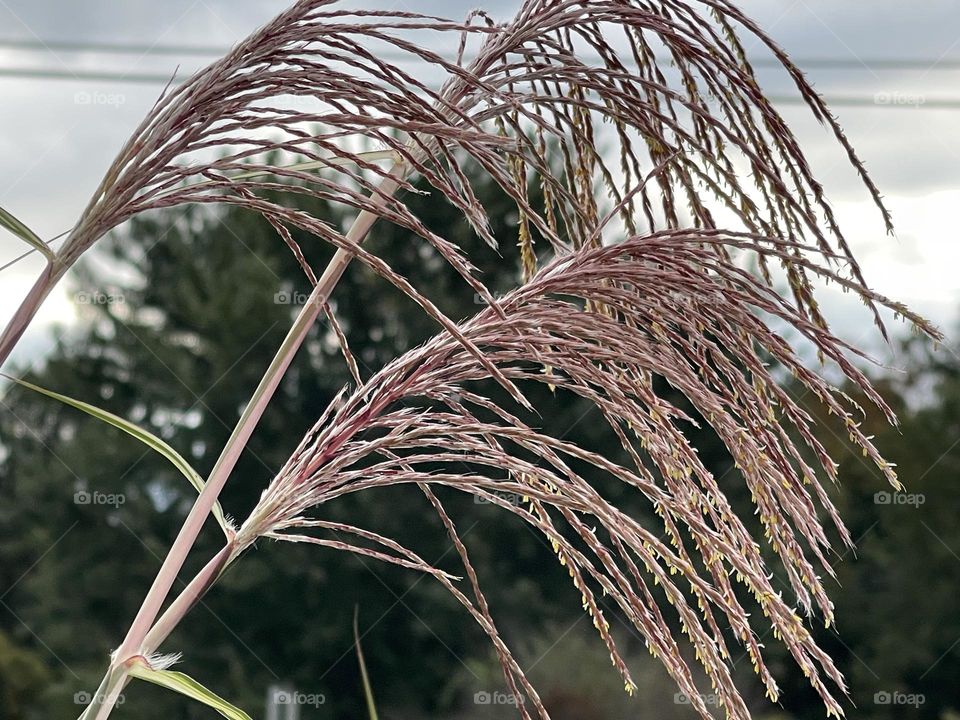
xmin=86 ymin=166 xmax=403 ymax=720
xmin=140 ymin=542 xmax=235 ymax=654
xmin=76 ymin=670 xmax=114 ymax=720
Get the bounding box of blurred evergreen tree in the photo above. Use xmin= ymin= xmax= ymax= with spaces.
xmin=739 ymin=340 xmax=960 ymax=720
xmin=1 ymin=168 xmax=956 ymax=720
xmin=0 ymin=172 xmax=657 ymax=718
xmin=0 ymin=629 xmax=48 ymax=720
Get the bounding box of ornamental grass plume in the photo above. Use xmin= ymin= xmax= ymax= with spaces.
xmin=0 ymin=0 xmax=939 ymax=718
xmin=2 ymin=0 xmax=893 ymax=362
xmin=234 ymin=231 xmax=935 ymax=720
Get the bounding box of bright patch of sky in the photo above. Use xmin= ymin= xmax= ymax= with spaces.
xmin=1 ymin=0 xmax=958 ymax=373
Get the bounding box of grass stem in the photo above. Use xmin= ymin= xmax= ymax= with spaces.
xmin=86 ymin=167 xmax=403 ymax=720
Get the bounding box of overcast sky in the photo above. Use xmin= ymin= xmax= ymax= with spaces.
xmin=1 ymin=0 xmax=959 ymax=369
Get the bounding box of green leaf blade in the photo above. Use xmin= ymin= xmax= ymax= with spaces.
xmin=4 ymin=375 xmax=232 ymax=536
xmin=354 ymin=607 xmax=379 ymax=720
xmin=0 ymin=205 xmax=55 ymax=261
xmin=128 ymin=664 xmax=252 ymax=720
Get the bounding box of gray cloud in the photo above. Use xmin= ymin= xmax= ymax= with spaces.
xmin=1 ymin=0 xmax=957 ymax=359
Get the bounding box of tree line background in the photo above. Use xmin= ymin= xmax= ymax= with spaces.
xmin=1 ymin=174 xmax=958 ymax=719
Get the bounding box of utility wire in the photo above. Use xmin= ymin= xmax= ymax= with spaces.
xmin=2 ymin=38 xmax=959 ymax=108
xmin=0 ymin=38 xmax=224 ymax=57
xmin=2 ymin=36 xmax=960 ymax=70
xmin=1 ymin=66 xmax=958 ymax=110
xmin=0 ymin=67 xmax=178 ymax=84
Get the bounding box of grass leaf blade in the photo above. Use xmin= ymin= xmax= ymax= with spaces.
xmin=4 ymin=374 xmax=232 ymax=536
xmin=128 ymin=664 xmax=251 ymax=720
xmin=0 ymin=205 xmax=55 ymax=261
xmin=354 ymin=606 xmax=379 ymax=720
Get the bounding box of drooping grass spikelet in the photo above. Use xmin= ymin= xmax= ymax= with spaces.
xmin=3 ymin=0 xmax=906 ymax=364
xmin=237 ymin=231 xmax=939 ymax=720
xmin=8 ymin=2 xmax=938 ymax=718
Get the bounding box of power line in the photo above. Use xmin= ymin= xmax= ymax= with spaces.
xmin=1 ymin=65 xmax=957 ymax=110
xmin=769 ymin=95 xmax=959 ymax=110
xmin=2 ymin=36 xmax=960 ymax=71
xmin=0 ymin=67 xmax=178 ymax=84
xmin=0 ymin=38 xmax=223 ymax=57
